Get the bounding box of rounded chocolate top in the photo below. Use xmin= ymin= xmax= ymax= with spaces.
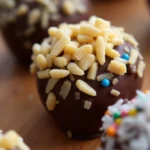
xmin=100 ymin=90 xmax=150 ymax=150
xmin=31 ymin=16 xmax=146 ymax=139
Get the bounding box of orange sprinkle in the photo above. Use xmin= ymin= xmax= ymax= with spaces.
xmin=143 ymin=90 xmax=149 ymax=94
xmin=105 ymin=110 xmax=110 ymax=116
xmin=106 ymin=127 xmax=116 ymax=136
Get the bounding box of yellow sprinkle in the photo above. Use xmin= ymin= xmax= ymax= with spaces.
xmin=115 ymin=118 xmax=122 ymax=125
xmin=129 ymin=109 xmax=137 ymax=116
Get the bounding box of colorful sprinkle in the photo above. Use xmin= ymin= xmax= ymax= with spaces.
xmin=106 ymin=126 xmax=116 ymax=137
xmin=105 ymin=110 xmax=110 ymax=116
xmin=129 ymin=108 xmax=137 ymax=116
xmin=113 ymin=112 xmax=121 ymax=120
xmin=115 ymin=118 xmax=122 ymax=125
xmin=143 ymin=90 xmax=149 ymax=94
xmin=121 ymin=53 xmax=130 ymax=60
xmin=121 ymin=110 xmax=128 ymax=117
xmin=101 ymin=78 xmax=110 ymax=87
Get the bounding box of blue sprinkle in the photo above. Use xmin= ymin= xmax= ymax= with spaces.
xmin=101 ymin=79 xmax=110 ymax=87
xmin=121 ymin=53 xmax=130 ymax=60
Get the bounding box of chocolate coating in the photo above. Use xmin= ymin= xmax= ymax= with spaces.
xmin=1 ymin=0 xmax=91 ymax=66
xmin=37 ymin=42 xmax=143 ymax=139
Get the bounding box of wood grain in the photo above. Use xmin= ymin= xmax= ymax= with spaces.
xmin=0 ymin=0 xmax=150 ymax=149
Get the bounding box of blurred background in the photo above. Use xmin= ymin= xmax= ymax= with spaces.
xmin=0 ymin=0 xmax=150 ymax=150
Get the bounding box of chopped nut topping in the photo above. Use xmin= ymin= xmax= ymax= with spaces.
xmin=87 ymin=62 xmax=98 ymax=80
xmin=76 ymin=80 xmax=96 ymax=96
xmin=59 ymin=80 xmax=72 ymax=100
xmin=45 ymin=78 xmax=59 ymax=94
xmin=67 ymin=63 xmax=84 ymax=76
xmin=110 ymin=89 xmax=120 ymax=97
xmin=30 ymin=16 xmax=144 ymax=99
xmin=96 ymin=36 xmax=105 ymax=65
xmin=112 ymin=78 xmax=119 ymax=85
xmin=137 ymin=61 xmax=146 ymax=78
xmin=46 ymin=92 xmax=56 ymax=111
xmin=79 ymin=54 xmax=95 ymax=71
xmin=30 ymin=63 xmax=36 ymax=74
xmin=97 ymin=73 xmax=114 ymax=81
xmin=50 ymin=69 xmax=70 ymax=78
xmin=128 ymin=49 xmax=139 ymax=65
xmin=84 ymin=100 xmax=92 ymax=110
xmin=108 ymin=60 xmax=127 ymax=75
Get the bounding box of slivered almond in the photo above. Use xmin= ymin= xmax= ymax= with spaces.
xmin=62 ymin=54 xmax=72 ymax=63
xmin=45 ymin=78 xmax=60 ymax=94
xmin=67 ymin=63 xmax=84 ymax=76
xmin=36 ymin=54 xmax=48 ymax=70
xmin=46 ymin=54 xmax=54 ymax=68
xmin=108 ymin=38 xmax=124 ymax=45
xmin=114 ymin=57 xmax=128 ymax=64
xmin=33 ymin=43 xmax=41 ymax=55
xmin=87 ymin=62 xmax=98 ymax=80
xmin=76 ymin=80 xmax=96 ymax=96
xmin=123 ymin=33 xmax=139 ymax=46
xmin=137 ymin=61 xmax=146 ymax=78
xmin=46 ymin=92 xmax=56 ymax=111
xmin=54 ymin=57 xmax=67 ymax=68
xmin=77 ymin=34 xmax=93 ymax=43
xmin=108 ymin=60 xmax=127 ymax=75
xmin=112 ymin=78 xmax=119 ymax=85
xmin=30 ymin=63 xmax=36 ymax=74
xmin=50 ymin=69 xmax=70 ymax=78
xmin=37 ymin=69 xmax=50 ymax=79
xmin=128 ymin=49 xmax=139 ymax=65
xmin=48 ymin=27 xmax=58 ymax=37
xmin=79 ymin=54 xmax=95 ymax=71
xmin=94 ymin=18 xmax=110 ymax=30
xmin=97 ymin=73 xmax=114 ymax=81
xmin=106 ymin=48 xmax=120 ymax=59
xmin=84 ymin=101 xmax=92 ymax=110
xmin=73 ymin=45 xmax=92 ymax=61
xmin=80 ymin=24 xmax=102 ymax=37
xmin=96 ymin=36 xmax=105 ymax=65
xmin=64 ymin=43 xmax=78 ymax=55
xmin=59 ymin=80 xmax=72 ymax=100
xmin=110 ymin=89 xmax=120 ymax=97
xmin=50 ymin=34 xmax=70 ymax=57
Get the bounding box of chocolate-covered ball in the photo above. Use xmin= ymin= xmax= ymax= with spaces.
xmin=0 ymin=0 xmax=91 ymax=66
xmin=0 ymin=130 xmax=30 ymax=150
xmin=31 ymin=16 xmax=145 ymax=139
xmin=100 ymin=90 xmax=150 ymax=150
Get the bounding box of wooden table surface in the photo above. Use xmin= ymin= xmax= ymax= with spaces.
xmin=0 ymin=0 xmax=150 ymax=150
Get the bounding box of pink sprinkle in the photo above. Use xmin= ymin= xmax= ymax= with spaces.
xmin=112 ymin=123 xmax=117 ymax=129
xmin=121 ymin=110 xmax=128 ymax=117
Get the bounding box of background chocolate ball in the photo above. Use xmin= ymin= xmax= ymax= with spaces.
xmin=36 ymin=42 xmax=143 ymax=139
xmin=0 ymin=0 xmax=91 ymax=66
